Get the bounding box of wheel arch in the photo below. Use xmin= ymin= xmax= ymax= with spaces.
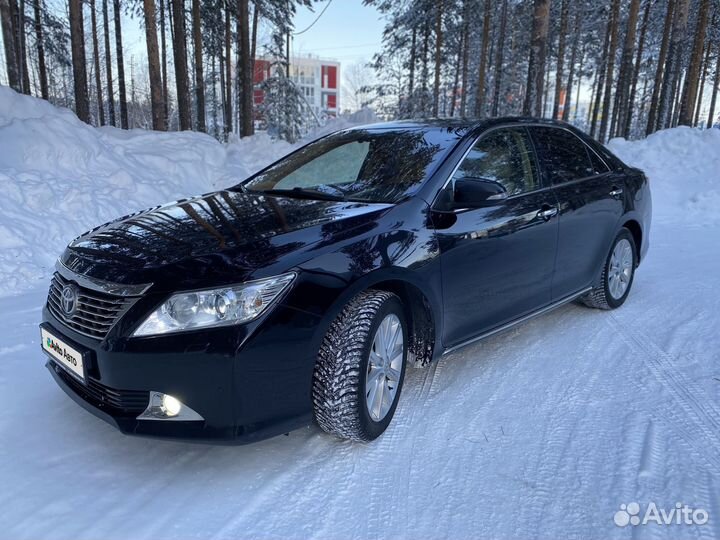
xmin=368 ymin=278 xmax=437 ymax=368
xmin=308 ymin=268 xmax=442 ymax=369
xmin=622 ymin=218 xmax=643 ymax=264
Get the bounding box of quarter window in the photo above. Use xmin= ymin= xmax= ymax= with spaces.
xmin=588 ymin=148 xmax=610 ymax=174
xmin=531 ymin=127 xmax=596 ymax=184
xmin=452 ymin=128 xmax=538 ymax=196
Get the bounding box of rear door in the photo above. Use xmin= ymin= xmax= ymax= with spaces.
xmin=529 ymin=126 xmax=625 ymax=300
xmin=434 ymin=126 xmax=559 ymax=347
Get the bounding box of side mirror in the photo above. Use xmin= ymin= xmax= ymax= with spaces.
xmin=452 ymin=177 xmax=508 ymax=208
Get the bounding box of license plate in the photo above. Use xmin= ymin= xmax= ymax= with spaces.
xmin=41 ymin=327 xmax=85 ymax=382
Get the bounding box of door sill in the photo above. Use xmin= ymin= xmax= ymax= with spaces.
xmin=442 ymin=287 xmax=592 ymax=356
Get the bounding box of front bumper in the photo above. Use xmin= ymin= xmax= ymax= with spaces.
xmin=41 ymin=301 xmax=321 ymax=444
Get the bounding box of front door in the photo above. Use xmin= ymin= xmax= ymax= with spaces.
xmin=433 ymin=127 xmax=560 ymax=348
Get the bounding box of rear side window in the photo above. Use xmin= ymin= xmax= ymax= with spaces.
xmin=588 ymin=148 xmax=610 ymax=174
xmin=531 ymin=127 xmax=596 ymax=184
xmin=452 ymin=127 xmax=538 ymax=196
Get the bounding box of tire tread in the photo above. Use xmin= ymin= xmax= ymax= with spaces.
xmin=312 ymin=289 xmax=397 ymax=441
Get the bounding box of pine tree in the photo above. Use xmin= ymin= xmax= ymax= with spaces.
xmin=18 ymin=0 xmax=30 ymax=93
xmin=624 ymin=0 xmax=651 ymax=137
xmin=598 ymin=0 xmax=620 ymax=143
xmin=159 ymin=0 xmax=168 ymax=124
xmin=90 ymin=0 xmax=105 ymax=124
xmin=612 ymin=0 xmax=641 ymax=139
xmin=432 ymin=0 xmax=443 ymax=116
xmin=458 ymin=0 xmax=469 ymax=117
xmin=171 ymin=0 xmax=191 ymax=130
xmin=562 ymin=4 xmax=581 ymax=122
xmin=678 ymin=0 xmax=710 ymax=126
xmin=646 ymin=0 xmax=675 ymax=135
xmin=491 ymin=0 xmax=508 ymax=117
xmin=191 ymin=0 xmax=205 ymax=131
xmin=0 ymin=0 xmax=21 ymax=91
xmin=32 ymin=0 xmax=49 ymax=99
xmin=238 ymin=0 xmax=252 ymax=136
xmin=707 ymin=37 xmax=720 ymax=128
xmin=142 ymin=0 xmax=166 ymax=130
xmin=551 ymin=0 xmax=569 ymax=119
xmin=657 ymin=0 xmax=690 ymax=130
xmin=69 ymin=0 xmax=90 ymax=122
xmin=113 ymin=0 xmax=129 ymax=128
xmin=102 ymin=0 xmax=115 ymax=125
xmin=474 ymin=0 xmax=491 ymax=117
xmin=524 ymin=0 xmax=550 ymax=117
xmin=693 ymin=15 xmax=714 ymax=126
xmin=223 ymin=0 xmax=231 ymax=137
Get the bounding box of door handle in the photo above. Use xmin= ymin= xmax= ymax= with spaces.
xmin=610 ymin=186 xmax=624 ymax=198
xmin=537 ymin=206 xmax=558 ymax=220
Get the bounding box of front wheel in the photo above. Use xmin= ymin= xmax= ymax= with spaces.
xmin=312 ymin=290 xmax=407 ymax=442
xmin=581 ymin=228 xmax=637 ymax=310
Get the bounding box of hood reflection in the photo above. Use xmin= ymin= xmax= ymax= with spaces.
xmin=63 ymin=190 xmax=391 ymax=283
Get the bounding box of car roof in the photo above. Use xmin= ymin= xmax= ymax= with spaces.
xmin=350 ymin=116 xmax=577 ymax=136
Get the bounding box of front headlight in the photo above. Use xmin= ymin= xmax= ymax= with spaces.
xmin=132 ymin=273 xmax=296 ymax=337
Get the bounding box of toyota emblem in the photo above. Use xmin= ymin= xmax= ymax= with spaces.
xmin=60 ymin=284 xmax=78 ymax=316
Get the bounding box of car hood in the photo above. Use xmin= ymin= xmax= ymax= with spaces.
xmin=60 ymin=190 xmax=392 ymax=291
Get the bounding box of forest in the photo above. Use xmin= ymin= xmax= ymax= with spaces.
xmin=1 ymin=0 xmax=719 ymax=143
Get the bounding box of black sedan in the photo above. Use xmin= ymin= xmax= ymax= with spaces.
xmin=40 ymin=118 xmax=651 ymax=443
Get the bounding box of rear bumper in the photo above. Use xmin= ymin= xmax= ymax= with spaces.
xmin=42 ymin=301 xmax=321 ymax=444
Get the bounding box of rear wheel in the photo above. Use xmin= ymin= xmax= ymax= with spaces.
xmin=581 ymin=228 xmax=637 ymax=310
xmin=312 ymin=290 xmax=407 ymax=441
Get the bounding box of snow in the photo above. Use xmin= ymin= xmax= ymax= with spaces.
xmin=608 ymin=127 xmax=720 ymax=225
xmin=1 ymin=88 xmax=719 ymax=539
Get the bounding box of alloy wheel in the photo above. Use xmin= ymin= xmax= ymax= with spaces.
xmin=365 ymin=313 xmax=404 ymax=422
xmin=608 ymin=238 xmax=633 ymax=300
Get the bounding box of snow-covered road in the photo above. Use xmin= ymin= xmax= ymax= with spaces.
xmin=1 ymin=217 xmax=718 ymax=539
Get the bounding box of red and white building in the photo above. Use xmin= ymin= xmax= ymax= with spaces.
xmin=253 ymin=55 xmax=340 ymax=119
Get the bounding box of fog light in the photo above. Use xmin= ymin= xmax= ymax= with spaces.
xmin=162 ymin=394 xmax=182 ymax=417
xmin=137 ymin=391 xmax=204 ymax=422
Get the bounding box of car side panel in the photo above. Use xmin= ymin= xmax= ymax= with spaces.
xmin=548 ymin=172 xmax=626 ymax=299
xmin=431 ymin=190 xmax=559 ymax=348
xmin=281 ymin=197 xmax=446 ymax=362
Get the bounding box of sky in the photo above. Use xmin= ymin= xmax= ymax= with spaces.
xmin=290 ymin=0 xmax=384 ymax=67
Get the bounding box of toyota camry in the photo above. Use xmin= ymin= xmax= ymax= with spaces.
xmin=40 ymin=118 xmax=651 ymax=443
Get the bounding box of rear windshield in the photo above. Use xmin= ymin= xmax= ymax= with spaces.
xmin=244 ymin=128 xmax=461 ymax=203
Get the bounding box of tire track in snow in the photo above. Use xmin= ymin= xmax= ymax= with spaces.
xmin=390 ymin=364 xmax=438 ymax=534
xmin=607 ymin=315 xmax=720 ymax=469
xmin=515 ymin=324 xmax=607 ymax=535
xmin=208 ymin=434 xmax=345 ymax=540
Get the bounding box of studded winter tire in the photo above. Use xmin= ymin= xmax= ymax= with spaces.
xmin=312 ymin=290 xmax=408 ymax=442
xmin=581 ymin=228 xmax=637 ymax=310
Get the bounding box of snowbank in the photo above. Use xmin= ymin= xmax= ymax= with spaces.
xmin=608 ymin=127 xmax=720 ymax=225
xmin=0 ymin=87 xmax=368 ymax=297
xmin=0 ymin=88 xmax=225 ymax=294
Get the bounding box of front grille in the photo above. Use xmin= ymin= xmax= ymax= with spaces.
xmin=47 ymin=272 xmax=138 ymax=339
xmin=52 ymin=363 xmax=149 ymax=413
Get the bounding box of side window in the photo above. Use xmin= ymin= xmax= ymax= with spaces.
xmin=588 ymin=148 xmax=610 ymax=175
xmin=531 ymin=127 xmax=596 ymax=184
xmin=452 ymin=128 xmax=538 ymax=196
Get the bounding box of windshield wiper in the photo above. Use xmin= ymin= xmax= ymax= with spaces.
xmin=255 ymin=187 xmax=347 ymax=202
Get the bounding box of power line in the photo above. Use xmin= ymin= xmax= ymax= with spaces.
xmin=293 ymin=0 xmax=333 ymax=35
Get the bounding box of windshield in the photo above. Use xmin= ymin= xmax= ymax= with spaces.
xmin=243 ymin=128 xmax=461 ymax=203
